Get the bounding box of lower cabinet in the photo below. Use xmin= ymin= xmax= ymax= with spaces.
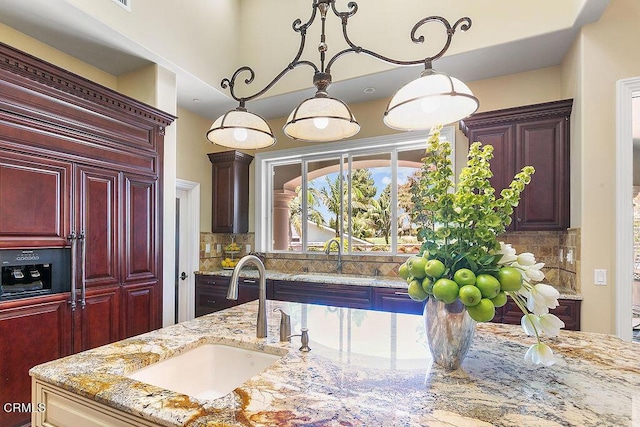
xmin=32 ymin=380 xmax=156 ymax=427
xmin=497 ymin=298 xmax=581 ymax=331
xmin=372 ymin=287 xmax=425 ymax=315
xmin=0 ymin=295 xmax=71 ymax=427
xmin=195 ymin=274 xmax=261 ymax=317
xmin=271 ymin=280 xmax=372 ymax=309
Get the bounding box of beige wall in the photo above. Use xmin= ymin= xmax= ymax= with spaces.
xmin=0 ymin=23 xmax=117 ymax=89
xmin=563 ymin=0 xmax=640 ymax=334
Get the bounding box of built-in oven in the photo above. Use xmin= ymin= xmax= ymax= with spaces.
xmin=0 ymin=248 xmax=71 ymax=301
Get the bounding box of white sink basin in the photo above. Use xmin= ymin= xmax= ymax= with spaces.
xmin=127 ymin=343 xmax=283 ymax=400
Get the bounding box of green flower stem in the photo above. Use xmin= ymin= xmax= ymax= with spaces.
xmin=508 ymin=291 xmax=541 ymax=343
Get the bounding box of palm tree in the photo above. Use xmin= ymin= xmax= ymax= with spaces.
xmin=318 ymin=174 xmax=366 ymax=237
xmin=289 ymin=185 xmax=324 ymax=243
xmin=365 ymin=186 xmax=392 ymax=244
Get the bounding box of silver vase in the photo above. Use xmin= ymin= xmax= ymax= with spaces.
xmin=423 ymin=296 xmax=476 ymax=370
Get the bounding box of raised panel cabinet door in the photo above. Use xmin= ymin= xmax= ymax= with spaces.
xmin=515 ymin=118 xmax=569 ymax=230
xmin=122 ymin=173 xmax=158 ymax=284
xmin=0 ymin=150 xmax=71 ymax=248
xmin=212 ymin=161 xmax=234 ymax=232
xmin=76 ymin=165 xmax=120 ymax=289
xmin=73 ymin=286 xmax=120 ymax=353
xmin=0 ymin=295 xmax=71 ymax=427
xmin=121 ymin=281 xmax=159 ymax=338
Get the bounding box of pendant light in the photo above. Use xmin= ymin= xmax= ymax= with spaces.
xmin=207 ymin=1 xmax=478 ymax=148
xmin=384 ymin=64 xmax=479 ymax=131
xmin=207 ymin=105 xmax=275 ymax=149
xmin=283 ymin=72 xmax=360 ymax=142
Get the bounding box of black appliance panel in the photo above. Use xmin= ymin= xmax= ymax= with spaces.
xmin=0 ymin=248 xmax=70 ymax=301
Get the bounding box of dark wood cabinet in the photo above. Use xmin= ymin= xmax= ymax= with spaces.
xmin=208 ymin=151 xmax=253 ymax=233
xmin=372 ymin=287 xmax=425 ymax=315
xmin=195 ymin=274 xmax=261 ymax=317
xmin=271 ymin=280 xmax=373 ymax=309
xmin=497 ymin=298 xmax=581 ymax=331
xmin=460 ymin=99 xmax=572 ymax=230
xmin=0 ymin=295 xmax=71 ymax=427
xmin=0 ymin=42 xmax=173 ymax=427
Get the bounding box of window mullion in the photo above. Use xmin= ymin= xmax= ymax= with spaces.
xmin=302 ymin=159 xmax=308 ymax=253
xmin=391 ymin=149 xmax=398 ymax=254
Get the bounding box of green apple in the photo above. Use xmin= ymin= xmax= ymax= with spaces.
xmin=407 ymin=279 xmax=429 ymax=301
xmin=491 ymin=291 xmax=508 ymax=308
xmin=453 ymin=268 xmax=476 ymax=286
xmin=466 ymin=298 xmax=496 ymax=322
xmin=424 ymin=259 xmax=446 ymax=279
xmin=407 ymin=256 xmax=428 ymax=279
xmin=432 ymin=278 xmax=459 ymax=304
xmin=398 ymin=263 xmax=410 ymax=280
xmin=497 ymin=266 xmax=523 ymax=291
xmin=421 ymin=276 xmax=435 ymax=295
xmin=458 ymin=284 xmax=482 ymax=306
xmin=475 ymin=274 xmax=501 ymax=299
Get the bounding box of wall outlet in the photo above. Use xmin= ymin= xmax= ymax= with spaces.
xmin=594 ymin=269 xmax=607 ymax=285
xmin=566 ymin=249 xmax=574 ymax=264
xmin=216 ymin=244 xmax=222 ymax=253
xmin=246 ymin=244 xmax=251 ymax=253
xmin=205 ymin=243 xmax=211 ymax=253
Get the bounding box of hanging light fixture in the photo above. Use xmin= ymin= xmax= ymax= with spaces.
xmin=207 ymin=1 xmax=477 ymax=148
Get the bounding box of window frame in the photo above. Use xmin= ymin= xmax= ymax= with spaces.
xmin=255 ymin=126 xmax=455 ymax=254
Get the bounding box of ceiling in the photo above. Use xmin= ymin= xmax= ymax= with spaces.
xmin=0 ymin=0 xmax=615 ymax=124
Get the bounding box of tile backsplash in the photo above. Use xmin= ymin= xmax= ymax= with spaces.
xmin=199 ymin=228 xmax=580 ymax=293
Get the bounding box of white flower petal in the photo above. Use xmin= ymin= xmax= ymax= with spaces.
xmin=524 ymin=343 xmax=556 ymax=366
xmin=521 ymin=314 xmax=539 ymax=336
xmin=538 ymin=314 xmax=565 ymax=337
xmin=517 ymin=253 xmax=536 ymax=266
xmin=525 ymin=268 xmax=546 ymax=282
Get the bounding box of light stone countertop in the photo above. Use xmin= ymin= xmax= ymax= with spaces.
xmin=31 ymin=300 xmax=637 ymax=426
xmin=196 ymin=269 xmax=583 ymax=300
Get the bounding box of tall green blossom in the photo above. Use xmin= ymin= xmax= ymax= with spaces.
xmin=410 ymin=126 xmax=535 ymax=277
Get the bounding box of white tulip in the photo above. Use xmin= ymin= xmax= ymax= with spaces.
xmin=527 ymin=283 xmax=560 ymax=315
xmin=517 ymin=252 xmax=537 ymax=266
xmin=523 ymin=262 xmax=546 ymax=282
xmin=538 ymin=314 xmax=565 ymax=337
xmin=521 ymin=314 xmax=540 ymax=336
xmin=524 ymin=342 xmax=556 ymax=366
xmin=494 ymin=242 xmax=517 ymax=264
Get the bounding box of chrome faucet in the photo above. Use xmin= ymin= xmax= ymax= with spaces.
xmin=227 ymin=255 xmax=267 ymax=338
xmin=325 ymin=237 xmax=342 ymax=274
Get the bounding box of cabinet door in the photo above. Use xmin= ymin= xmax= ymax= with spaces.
xmin=272 ymin=280 xmax=372 ymax=309
xmin=122 ymin=173 xmax=158 ymax=285
xmin=211 ymin=161 xmax=235 ymax=233
xmin=208 ymin=151 xmax=253 ymax=234
xmin=515 ymin=118 xmax=569 ymax=230
xmin=76 ymin=165 xmax=120 ymax=289
xmin=73 ymin=286 xmax=120 ymax=353
xmin=0 ymin=295 xmax=71 ymax=427
xmin=121 ymin=174 xmax=160 ymax=334
xmin=372 ymin=287 xmax=424 ymax=315
xmin=0 ymin=150 xmax=71 ymax=248
xmin=121 ymin=281 xmax=159 ymax=338
xmin=467 ymin=124 xmax=516 ymax=197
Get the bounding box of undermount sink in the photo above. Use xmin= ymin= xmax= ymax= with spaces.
xmin=127 ymin=343 xmax=284 ymax=400
xmin=293 ymin=273 xmax=377 ymax=285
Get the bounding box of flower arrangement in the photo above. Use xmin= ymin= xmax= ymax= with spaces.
xmin=399 ymin=126 xmax=564 ymax=366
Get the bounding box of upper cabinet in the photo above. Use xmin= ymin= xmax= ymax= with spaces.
xmin=460 ymin=99 xmax=573 ymax=231
xmin=208 ymin=150 xmax=254 ymax=234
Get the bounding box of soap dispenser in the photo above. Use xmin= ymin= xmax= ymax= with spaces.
xmin=273 ymin=308 xmax=291 ymax=342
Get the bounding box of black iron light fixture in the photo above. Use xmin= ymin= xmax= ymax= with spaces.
xmin=206 ymin=0 xmax=479 ymax=149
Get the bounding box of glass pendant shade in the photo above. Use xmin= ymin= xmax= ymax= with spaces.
xmin=206 ymin=108 xmax=275 ymax=149
xmin=384 ymin=69 xmax=479 ymax=131
xmin=283 ymin=95 xmax=360 ymax=142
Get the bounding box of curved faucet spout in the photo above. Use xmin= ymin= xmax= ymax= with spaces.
xmin=227 ymin=255 xmax=267 ymax=338
xmin=325 ymin=237 xmax=343 ymax=274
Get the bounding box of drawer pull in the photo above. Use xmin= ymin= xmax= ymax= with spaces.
xmin=243 ymin=279 xmax=257 ymax=284
xmin=206 ymin=299 xmax=216 ymax=304
xmin=394 ymin=292 xmax=409 ymax=296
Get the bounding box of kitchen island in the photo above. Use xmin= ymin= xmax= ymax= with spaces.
xmin=31 ymin=300 xmax=639 ymax=426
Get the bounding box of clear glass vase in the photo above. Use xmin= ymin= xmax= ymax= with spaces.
xmin=423 ymin=296 xmax=476 ymax=370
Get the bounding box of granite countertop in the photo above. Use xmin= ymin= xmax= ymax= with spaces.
xmin=196 ymin=269 xmax=583 ymax=299
xmin=31 ymin=300 xmax=637 ymax=426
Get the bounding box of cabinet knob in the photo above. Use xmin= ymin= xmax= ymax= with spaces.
xmin=517 ymin=217 xmax=522 ymax=222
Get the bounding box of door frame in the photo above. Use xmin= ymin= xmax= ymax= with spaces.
xmin=176 ymin=179 xmax=200 ymax=322
xmin=615 ymin=77 xmax=640 ymax=341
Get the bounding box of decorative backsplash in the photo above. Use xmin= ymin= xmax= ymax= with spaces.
xmin=199 ymin=229 xmax=580 ymax=292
